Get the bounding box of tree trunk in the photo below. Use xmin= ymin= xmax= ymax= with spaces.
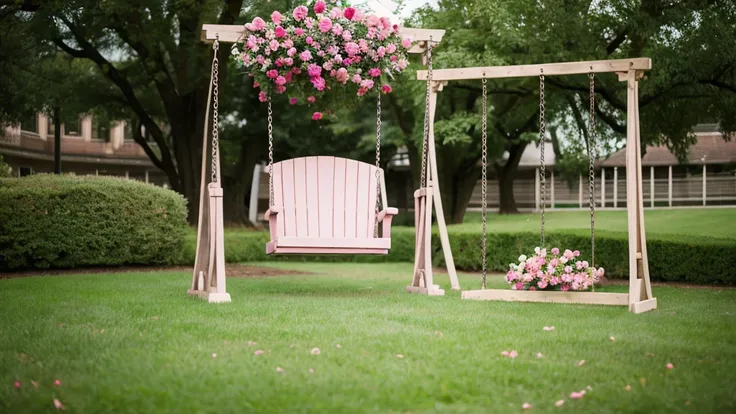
xmin=496 ymin=142 xmax=526 ymax=214
xmin=449 ymin=168 xmax=480 ymax=224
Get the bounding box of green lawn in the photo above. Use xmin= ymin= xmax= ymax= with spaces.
xmin=457 ymin=208 xmax=736 ymax=239
xmin=2 ymin=263 xmax=735 ymax=413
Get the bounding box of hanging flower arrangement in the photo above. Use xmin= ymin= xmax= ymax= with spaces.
xmin=231 ymin=0 xmax=412 ymax=119
xmin=506 ymin=247 xmax=605 ymax=292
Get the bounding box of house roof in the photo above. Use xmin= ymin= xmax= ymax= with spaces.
xmin=598 ymin=132 xmax=736 ymax=167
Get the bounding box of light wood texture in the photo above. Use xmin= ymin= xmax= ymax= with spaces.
xmin=631 ymin=298 xmax=658 ymax=314
xmin=266 ymin=156 xmax=396 ymax=255
xmin=461 ymin=289 xmax=629 ymax=305
xmin=201 ymin=24 xmax=444 ymax=54
xmin=417 ymin=58 xmax=652 ymax=81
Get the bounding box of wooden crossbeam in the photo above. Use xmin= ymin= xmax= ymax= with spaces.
xmin=201 ymin=24 xmax=445 ymax=54
xmin=417 ymin=58 xmax=652 ymax=81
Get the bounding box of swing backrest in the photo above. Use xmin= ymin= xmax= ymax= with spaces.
xmin=269 ymin=156 xmax=385 ymax=239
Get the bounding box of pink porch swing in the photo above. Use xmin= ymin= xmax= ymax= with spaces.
xmin=263 ymin=95 xmax=398 ymax=255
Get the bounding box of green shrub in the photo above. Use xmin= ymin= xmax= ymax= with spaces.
xmin=181 ymin=227 xmax=736 ymax=284
xmin=0 ymin=175 xmax=188 ymax=270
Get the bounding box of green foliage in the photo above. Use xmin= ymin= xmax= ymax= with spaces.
xmin=0 ymin=175 xmax=188 ymax=270
xmin=0 ymin=155 xmax=11 ymax=178
xmin=178 ymin=227 xmax=736 ymax=284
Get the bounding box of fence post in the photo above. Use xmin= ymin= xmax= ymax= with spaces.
xmin=613 ymin=167 xmax=619 ymax=208
xmin=535 ymin=167 xmax=540 ymax=211
xmin=650 ymin=166 xmax=655 ymax=208
xmin=668 ymin=165 xmax=673 ymax=207
xmin=601 ymin=168 xmax=606 ymax=208
xmin=702 ymin=164 xmax=707 ymax=206
xmin=145 ymin=170 xmax=149 ymax=184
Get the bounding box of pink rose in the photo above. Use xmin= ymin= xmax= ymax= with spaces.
xmin=386 ymin=43 xmax=397 ymax=54
xmin=274 ymin=26 xmax=286 ymax=38
xmin=390 ymin=55 xmax=398 ymax=62
xmin=307 ymin=96 xmax=316 ymax=103
xmin=284 ymin=57 xmax=294 ymax=66
xmin=335 ymin=67 xmax=349 ymax=83
xmin=299 ymin=50 xmax=313 ymax=61
xmin=305 ymin=17 xmax=314 ymax=29
xmin=307 ymin=63 xmax=322 ymax=78
xmin=287 ymin=47 xmax=297 ymax=57
xmin=293 ymin=6 xmax=308 ymax=21
xmin=393 ymin=24 xmax=400 ymax=33
xmin=369 ymin=68 xmax=381 ymax=77
xmin=275 ymin=76 xmax=287 ymax=86
xmin=251 ymin=17 xmax=266 ymax=31
xmin=312 ymin=112 xmax=323 ymax=121
xmin=323 ymin=61 xmax=333 ymax=71
xmin=550 ymin=258 xmax=559 ymax=267
xmin=289 ymin=98 xmax=297 ymax=105
xmin=252 ymin=80 xmax=260 ymax=88
xmin=514 ymin=282 xmax=524 ymax=290
xmin=381 ymin=84 xmax=392 ymax=94
xmin=266 ymin=69 xmax=278 ymax=79
xmin=343 ymin=7 xmax=356 ymax=20
xmin=573 ymin=250 xmax=580 ymax=257
xmin=380 ymin=17 xmax=392 ymax=30
xmin=258 ymin=91 xmax=267 ymax=102
xmin=330 ymin=7 xmax=341 ymax=19
xmin=331 ymin=24 xmax=343 ymax=36
xmin=538 ymin=281 xmax=548 ymax=289
xmin=306 ymin=36 xmax=313 ymax=45
xmin=274 ymin=84 xmax=286 ymax=94
xmin=256 ymin=54 xmax=265 ymax=64
xmin=294 ymin=27 xmax=305 ymax=36
xmin=318 ymin=17 xmax=332 ymax=33
xmin=314 ymin=1 xmax=326 ymax=14
xmin=269 ymin=39 xmax=279 ymax=51
xmin=352 ymin=9 xmax=363 ymax=21
xmin=377 ymin=46 xmax=386 ymax=57
xmin=401 ymin=37 xmax=412 ymax=49
xmin=529 ymin=286 xmax=536 ymax=291
xmin=291 ymin=67 xmax=302 ymax=74
xmin=367 ymin=27 xmax=377 ymax=39
xmin=311 ymin=76 xmax=326 ymax=91
xmin=342 ymin=30 xmax=352 ymax=41
xmin=360 ymin=79 xmax=375 ymax=89
xmin=344 ymin=42 xmax=359 ymax=56
xmin=282 ymin=39 xmax=294 ymax=49
xmin=352 ymin=74 xmax=361 ymax=84
xmin=358 ymin=39 xmax=369 ymax=52
xmin=327 ymin=45 xmax=339 ymax=56
xmin=317 ymin=50 xmax=325 ymax=57
xmin=357 ymin=87 xmax=368 ymax=97
xmin=271 ymin=11 xmax=282 ymax=24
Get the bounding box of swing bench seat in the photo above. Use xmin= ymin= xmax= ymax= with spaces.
xmin=265 ymin=156 xmax=398 ymax=255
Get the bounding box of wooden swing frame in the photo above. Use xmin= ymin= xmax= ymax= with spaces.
xmin=190 ymin=24 xmax=444 ymax=302
xmin=415 ymin=56 xmax=657 ymax=313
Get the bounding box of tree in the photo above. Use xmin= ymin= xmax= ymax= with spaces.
xmin=389 ymin=0 xmax=735 ymax=222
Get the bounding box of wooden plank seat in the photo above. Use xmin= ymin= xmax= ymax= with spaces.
xmin=265 ymin=156 xmax=398 ymax=255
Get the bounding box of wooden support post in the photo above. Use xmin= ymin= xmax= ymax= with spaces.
xmin=650 ymin=166 xmax=655 ymax=208
xmin=668 ymin=165 xmax=673 ymax=207
xmin=601 ymin=168 xmax=606 ymax=208
xmin=407 ymin=81 xmax=457 ymax=295
xmin=145 ymin=170 xmax=149 ymax=184
xmin=613 ymin=167 xmax=619 ymax=208
xmin=621 ymin=69 xmax=656 ymax=313
xmin=248 ymin=163 xmax=262 ymax=225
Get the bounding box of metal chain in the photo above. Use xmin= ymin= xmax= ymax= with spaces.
xmin=210 ymin=38 xmax=220 ymax=184
xmin=588 ymin=71 xmax=597 ymax=279
xmin=267 ymin=96 xmax=274 ymax=207
xmin=539 ymin=70 xmax=546 ymax=246
xmin=481 ymin=76 xmax=488 ymax=289
xmin=374 ymin=92 xmax=382 ymax=237
xmin=420 ymin=37 xmax=433 ymax=189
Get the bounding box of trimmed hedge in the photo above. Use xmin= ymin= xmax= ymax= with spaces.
xmin=180 ymin=227 xmax=736 ymax=285
xmin=0 ymin=175 xmax=188 ymax=270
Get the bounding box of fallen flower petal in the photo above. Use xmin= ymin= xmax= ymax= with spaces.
xmin=501 ymin=351 xmax=510 ymax=357
xmin=276 ymin=367 xmax=285 ymax=372
xmin=54 ymin=380 xmax=61 ymax=386
xmin=32 ymin=380 xmax=39 ymax=389
xmin=211 ymin=353 xmax=217 ymax=359
xmin=536 ymin=352 xmax=544 ymax=359
xmin=666 ymin=363 xmax=674 ymax=369
xmin=509 ymin=350 xmax=518 ymax=358
xmin=522 ymin=402 xmax=532 ymax=410
xmin=311 ymin=348 xmax=321 ymax=355
xmin=577 ymin=360 xmax=586 ymax=366
xmin=543 ymin=326 xmax=555 ymax=331
xmin=336 ymin=344 xmax=342 ymax=348
xmin=396 ymin=354 xmax=404 ymax=359
xmin=309 ymin=368 xmax=314 ymax=374
xmin=555 ymin=400 xmax=565 ymax=407
xmin=569 ymin=392 xmax=584 ymax=399
xmin=248 ymin=341 xmax=257 ymax=346
xmin=609 ymin=336 xmax=615 ymax=341
xmin=586 ymin=385 xmax=593 ymax=391
xmin=254 ymin=350 xmax=265 ymax=356
xmin=14 ymin=381 xmax=20 ymax=389
xmin=53 ymin=398 xmax=65 ymax=410
xmin=625 ymin=385 xmax=631 ymax=391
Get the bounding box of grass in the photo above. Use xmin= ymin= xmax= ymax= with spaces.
xmin=2 ymin=263 xmax=735 ymax=413
xmin=456 ymin=208 xmax=736 ymax=239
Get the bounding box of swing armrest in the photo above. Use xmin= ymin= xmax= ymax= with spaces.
xmin=264 ymin=206 xmax=282 ymax=220
xmin=377 ymin=207 xmax=398 ymax=222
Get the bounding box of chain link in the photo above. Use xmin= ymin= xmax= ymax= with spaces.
xmin=210 ymin=38 xmax=220 ymax=184
xmin=481 ymin=77 xmax=488 ymax=289
xmin=267 ymin=96 xmax=274 ymax=207
xmin=420 ymin=37 xmax=433 ymax=189
xmin=374 ymin=92 xmax=382 ymax=237
xmin=539 ymin=71 xmax=546 ymax=246
xmin=588 ymin=71 xmax=597 ymax=280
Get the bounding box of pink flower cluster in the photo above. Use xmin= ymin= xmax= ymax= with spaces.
xmin=233 ymin=0 xmax=412 ymax=120
xmin=506 ymin=246 xmax=604 ymax=291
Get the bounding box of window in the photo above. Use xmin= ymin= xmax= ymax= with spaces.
xmin=20 ymin=113 xmax=38 ymax=133
xmin=124 ymin=122 xmax=135 ymax=141
xmin=19 ymin=166 xmax=33 ymax=177
xmin=62 ymin=113 xmax=82 ymax=137
xmin=92 ymin=118 xmax=111 ymax=141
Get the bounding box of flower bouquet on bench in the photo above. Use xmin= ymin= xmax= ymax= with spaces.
xmin=506 ymin=247 xmax=604 ymax=291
